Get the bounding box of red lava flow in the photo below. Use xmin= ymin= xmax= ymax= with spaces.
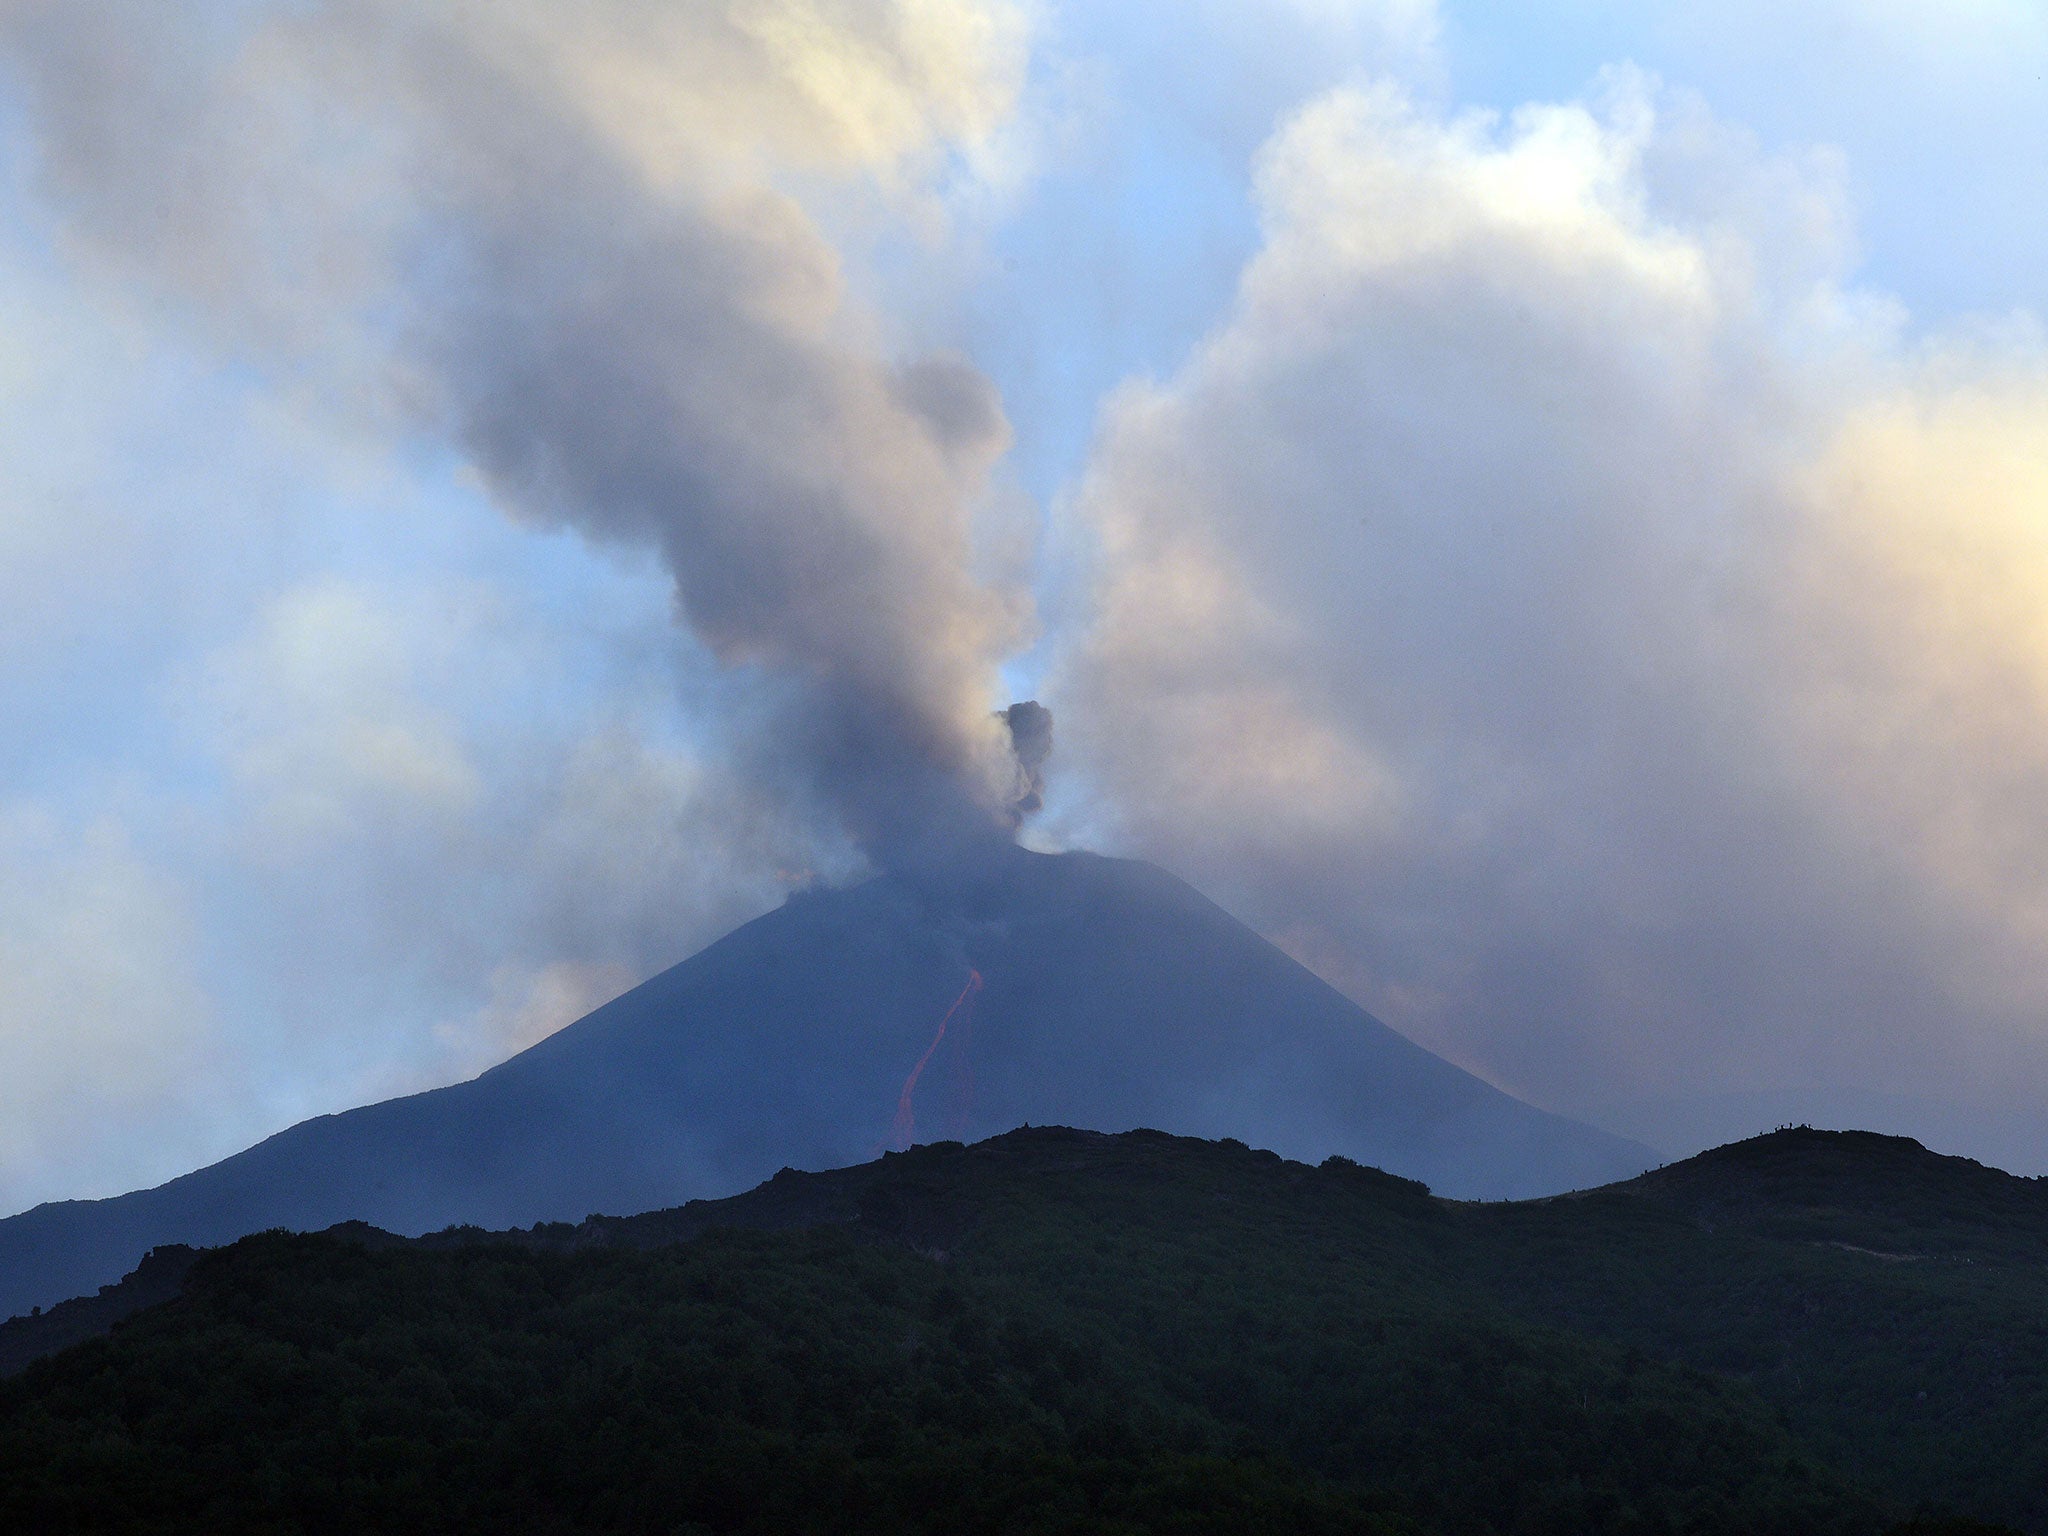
xmin=892 ymin=969 xmax=982 ymax=1150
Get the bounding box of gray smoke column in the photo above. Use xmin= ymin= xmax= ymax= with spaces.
xmin=1001 ymin=700 xmax=1053 ymax=819
xmin=0 ymin=0 xmax=1035 ymax=869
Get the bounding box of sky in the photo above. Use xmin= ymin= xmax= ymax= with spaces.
xmin=1 ymin=0 xmax=2045 ymax=1214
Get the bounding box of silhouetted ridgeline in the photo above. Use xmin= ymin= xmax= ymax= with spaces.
xmin=2 ymin=1126 xmax=2044 ymax=1533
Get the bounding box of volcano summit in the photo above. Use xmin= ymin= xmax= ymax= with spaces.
xmin=0 ymin=849 xmax=1651 ymax=1319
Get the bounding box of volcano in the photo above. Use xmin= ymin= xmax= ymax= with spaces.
xmin=0 ymin=849 xmax=1651 ymax=1318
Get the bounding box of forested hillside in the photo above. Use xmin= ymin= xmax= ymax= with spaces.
xmin=2 ymin=1127 xmax=2040 ymax=1534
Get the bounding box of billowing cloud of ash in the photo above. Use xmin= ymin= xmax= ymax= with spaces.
xmin=1053 ymin=73 xmax=2048 ymax=1163
xmin=1001 ymin=699 xmax=1053 ymax=818
xmin=0 ymin=0 xmax=1040 ymax=870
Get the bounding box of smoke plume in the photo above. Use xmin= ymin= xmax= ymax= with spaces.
xmin=0 ymin=0 xmax=1036 ymax=869
xmin=1001 ymin=700 xmax=1053 ymax=819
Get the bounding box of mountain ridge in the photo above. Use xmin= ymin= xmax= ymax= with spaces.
xmin=0 ymin=848 xmax=1651 ymax=1320
xmin=6 ymin=1123 xmax=2045 ymax=1531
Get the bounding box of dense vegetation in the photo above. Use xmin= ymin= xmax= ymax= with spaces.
xmin=0 ymin=1126 xmax=2041 ymax=1534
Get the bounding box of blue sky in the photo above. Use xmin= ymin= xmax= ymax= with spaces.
xmin=1439 ymin=1 xmax=2047 ymax=318
xmin=1 ymin=0 xmax=2045 ymax=1211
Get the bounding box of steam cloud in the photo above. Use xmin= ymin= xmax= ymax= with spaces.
xmin=1055 ymin=76 xmax=2048 ymax=1161
xmin=0 ymin=0 xmax=1037 ymax=869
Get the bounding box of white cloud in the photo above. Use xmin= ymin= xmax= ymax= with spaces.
xmin=164 ymin=572 xmax=831 ymax=1116
xmin=1433 ymin=0 xmax=2048 ymax=324
xmin=196 ymin=579 xmax=484 ymax=851
xmin=1055 ymin=73 xmax=2048 ymax=1160
xmin=0 ymin=808 xmax=223 ymax=1209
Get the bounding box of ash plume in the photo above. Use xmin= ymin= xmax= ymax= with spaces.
xmin=0 ymin=0 xmax=1035 ymax=870
xmin=1001 ymin=700 xmax=1053 ymax=819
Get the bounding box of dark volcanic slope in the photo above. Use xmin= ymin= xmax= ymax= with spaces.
xmin=0 ymin=848 xmax=1650 ymax=1318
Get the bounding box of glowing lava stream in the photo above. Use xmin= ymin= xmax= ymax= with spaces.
xmin=893 ymin=969 xmax=982 ymax=1149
